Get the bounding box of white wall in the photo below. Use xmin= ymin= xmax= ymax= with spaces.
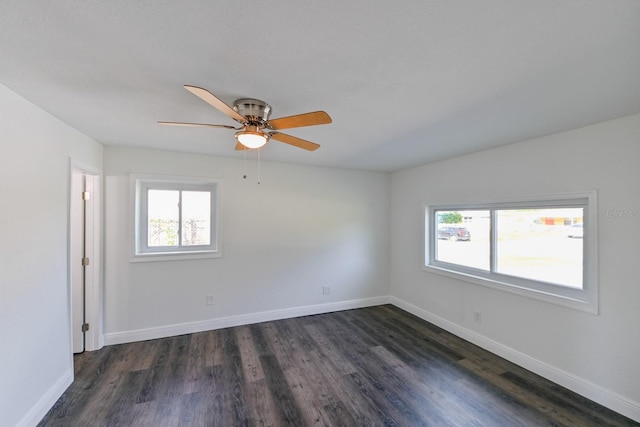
xmin=103 ymin=147 xmax=390 ymax=342
xmin=0 ymin=84 xmax=103 ymax=427
xmin=390 ymin=113 xmax=640 ymax=420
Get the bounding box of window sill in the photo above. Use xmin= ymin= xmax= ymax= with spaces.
xmin=131 ymin=250 xmax=222 ymax=263
xmin=423 ymin=264 xmax=597 ymax=314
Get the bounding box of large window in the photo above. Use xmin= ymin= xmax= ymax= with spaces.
xmin=425 ymin=192 xmax=598 ymax=313
xmin=133 ymin=176 xmax=221 ymax=261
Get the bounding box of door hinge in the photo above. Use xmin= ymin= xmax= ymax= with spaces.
xmin=81 ymin=257 xmax=90 ymax=266
xmin=82 ymin=191 xmax=91 ymax=201
xmin=81 ymin=323 xmax=90 ymax=332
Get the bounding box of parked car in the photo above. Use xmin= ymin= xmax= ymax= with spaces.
xmin=438 ymin=226 xmax=471 ymax=241
xmin=567 ymin=223 xmax=583 ymax=238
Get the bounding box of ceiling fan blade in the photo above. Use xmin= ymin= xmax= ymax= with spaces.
xmin=269 ymin=132 xmax=320 ymax=151
xmin=183 ymin=85 xmax=246 ymax=123
xmin=235 ymin=141 xmax=250 ymax=150
xmin=268 ymin=111 xmax=332 ymax=130
xmin=158 ymin=121 xmax=238 ymax=129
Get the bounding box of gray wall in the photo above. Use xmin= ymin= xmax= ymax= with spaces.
xmin=390 ymin=113 xmax=640 ymax=419
xmin=0 ymin=84 xmax=103 ymax=427
xmin=103 ymin=147 xmax=391 ymax=342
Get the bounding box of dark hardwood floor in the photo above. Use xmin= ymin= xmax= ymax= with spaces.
xmin=38 ymin=305 xmax=638 ymax=426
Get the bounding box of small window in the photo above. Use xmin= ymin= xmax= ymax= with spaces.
xmin=133 ymin=176 xmax=221 ymax=261
xmin=425 ymin=192 xmax=598 ymax=313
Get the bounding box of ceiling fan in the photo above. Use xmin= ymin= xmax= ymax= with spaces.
xmin=159 ymin=85 xmax=332 ymax=151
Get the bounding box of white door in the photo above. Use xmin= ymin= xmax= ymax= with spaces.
xmin=71 ymin=169 xmax=86 ymax=353
xmin=71 ymin=168 xmax=102 ymax=353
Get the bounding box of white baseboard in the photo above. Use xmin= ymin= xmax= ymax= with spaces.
xmin=389 ymin=296 xmax=640 ymax=423
xmin=17 ymin=368 xmax=73 ymax=427
xmin=105 ymin=295 xmax=391 ymax=346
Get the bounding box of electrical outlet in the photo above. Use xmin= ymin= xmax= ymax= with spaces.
xmin=206 ymin=295 xmax=214 ymax=305
xmin=474 ymin=311 xmax=482 ymax=323
xmin=322 ymin=285 xmax=331 ymax=295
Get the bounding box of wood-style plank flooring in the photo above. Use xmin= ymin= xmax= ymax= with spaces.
xmin=38 ymin=305 xmax=638 ymax=426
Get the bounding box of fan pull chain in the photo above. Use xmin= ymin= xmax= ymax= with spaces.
xmin=243 ymin=149 xmax=247 ymax=180
xmin=241 ymin=148 xmax=261 ymax=184
xmin=257 ymin=148 xmax=261 ymax=185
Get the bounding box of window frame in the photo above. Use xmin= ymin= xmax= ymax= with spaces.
xmin=131 ymin=175 xmax=222 ymax=262
xmin=424 ymin=191 xmax=598 ymax=314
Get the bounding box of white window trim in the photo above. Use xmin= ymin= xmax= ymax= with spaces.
xmin=423 ymin=191 xmax=598 ymax=314
xmin=130 ymin=174 xmax=222 ymax=262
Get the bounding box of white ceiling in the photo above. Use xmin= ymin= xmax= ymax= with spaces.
xmin=1 ymin=1 xmax=639 ymax=172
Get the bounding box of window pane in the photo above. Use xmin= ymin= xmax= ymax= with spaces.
xmin=181 ymin=191 xmax=211 ymax=246
xmin=496 ymin=208 xmax=583 ymax=288
xmin=148 ymin=190 xmax=179 ymax=247
xmin=435 ymin=210 xmax=490 ymax=270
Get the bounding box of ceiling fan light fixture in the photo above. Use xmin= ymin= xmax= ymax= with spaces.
xmin=162 ymin=85 xmax=330 ymax=151
xmin=235 ymin=126 xmax=268 ymax=149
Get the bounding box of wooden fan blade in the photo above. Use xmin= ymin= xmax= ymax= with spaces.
xmin=270 ymin=132 xmax=320 ymax=151
xmin=235 ymin=141 xmax=250 ymax=150
xmin=268 ymin=111 xmax=332 ymax=130
xmin=183 ymin=85 xmax=246 ymax=123
xmin=158 ymin=121 xmax=237 ymax=129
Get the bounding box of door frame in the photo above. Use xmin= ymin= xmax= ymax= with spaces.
xmin=68 ymin=161 xmax=103 ymax=354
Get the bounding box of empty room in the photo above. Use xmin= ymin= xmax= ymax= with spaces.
xmin=1 ymin=1 xmax=639 ymax=426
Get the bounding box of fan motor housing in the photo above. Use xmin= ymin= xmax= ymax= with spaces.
xmin=234 ymin=98 xmax=271 ymax=123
